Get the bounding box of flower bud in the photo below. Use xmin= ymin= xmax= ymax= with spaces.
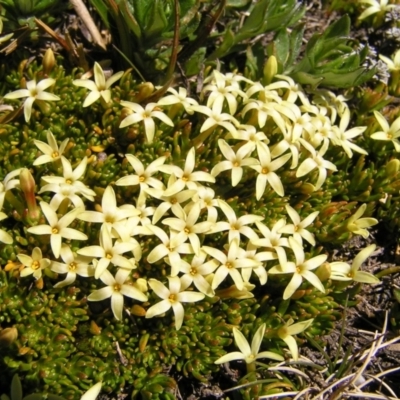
xmin=315 ymin=262 xmax=331 ymax=282
xmin=386 ymin=159 xmax=400 ymax=177
xmin=263 ymin=55 xmax=278 ymax=85
xmin=0 ymin=327 xmax=18 ymax=346
xmin=136 ymin=82 xmax=155 ymax=102
xmin=19 ymin=168 xmax=40 ymax=224
xmin=43 ymin=48 xmax=56 ymax=75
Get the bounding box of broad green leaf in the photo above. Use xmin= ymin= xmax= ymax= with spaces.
xmin=226 ymin=0 xmax=252 ymax=7
xmin=235 ymin=0 xmax=270 ymax=39
xmin=208 ymin=27 xmax=235 ymax=60
xmin=275 ymin=29 xmax=290 ymax=67
xmin=183 ymin=47 xmax=206 ymax=76
xmin=10 ymin=375 xmax=22 ymax=400
xmin=89 ymin=0 xmax=110 ymax=28
xmin=144 ymin=0 xmax=169 ymax=41
xmin=287 ymin=23 xmax=305 ymax=67
xmin=394 ymin=288 xmax=400 ymax=303
xmin=23 ymin=395 xmax=44 ymax=400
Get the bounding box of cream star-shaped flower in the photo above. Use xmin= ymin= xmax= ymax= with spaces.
xmin=119 ymin=101 xmax=174 ymax=143
xmin=145 ymin=276 xmax=205 ymax=330
xmin=88 ymin=268 xmax=148 ymax=320
xmin=379 ymin=49 xmax=400 ymax=72
xmin=344 ymin=203 xmax=378 ymax=238
xmin=42 ymin=156 xmax=96 ymax=201
xmin=203 ymin=238 xmax=260 ymax=291
xmin=211 ymin=139 xmax=258 ymax=187
xmin=0 ymin=212 xmax=13 ymax=244
xmin=78 ymin=185 xmax=140 ymax=234
xmin=78 ymin=224 xmax=136 ymax=279
xmin=157 ymin=87 xmax=199 ymax=114
xmin=371 ymin=111 xmax=400 ymax=152
xmin=116 ymin=154 xmax=166 ymax=194
xmin=27 ymin=203 xmax=87 ymax=259
xmin=269 ymin=237 xmax=326 ymax=300
xmin=17 ymin=247 xmax=51 ymax=280
xmin=277 ymin=318 xmax=314 ymax=360
xmin=278 ymin=205 xmax=319 ymax=246
xmin=330 ymin=244 xmax=380 ymax=284
xmin=159 ymin=147 xmax=215 ymax=197
xmin=211 ymin=199 xmax=263 ymax=243
xmin=51 ymin=244 xmax=94 ymax=288
xmin=251 ymin=141 xmax=291 ymax=198
xmin=73 ymin=62 xmax=124 ymax=107
xmin=4 ymin=78 xmax=60 ymax=122
xmin=215 ymin=324 xmax=283 ymax=365
xmin=33 ymin=131 xmax=69 ymax=166
xmin=296 ymin=138 xmax=337 ymax=190
xmin=358 ymin=0 xmax=397 ymax=21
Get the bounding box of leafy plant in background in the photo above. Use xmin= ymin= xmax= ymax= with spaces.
xmin=88 ymin=0 xmax=305 ymax=81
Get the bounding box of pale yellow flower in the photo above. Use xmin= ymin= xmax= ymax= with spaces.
xmin=269 ymin=237 xmax=326 ymax=300
xmin=33 ymin=131 xmax=69 ymax=166
xmin=78 ymin=225 xmax=136 ymax=279
xmin=51 ymin=244 xmax=94 ymax=288
xmin=330 ymin=244 xmax=380 ymax=284
xmin=277 ymin=318 xmax=314 ymax=360
xmin=88 ymin=268 xmax=148 ymax=320
xmin=18 ymin=247 xmax=51 ymax=280
xmin=215 ymin=324 xmax=283 ymax=365
xmin=145 ymin=276 xmax=205 ymax=330
xmin=27 ymin=203 xmax=87 ymax=259
xmin=119 ymin=101 xmax=174 ymax=143
xmin=4 ymin=78 xmax=60 ymax=122
xmin=73 ymin=62 xmax=124 ymax=107
xmin=0 ymin=212 xmax=12 ymax=244
xmin=211 ymin=139 xmax=258 ymax=187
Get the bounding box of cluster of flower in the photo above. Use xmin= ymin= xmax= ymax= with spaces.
xmin=0 ymin=63 xmax=382 ymax=361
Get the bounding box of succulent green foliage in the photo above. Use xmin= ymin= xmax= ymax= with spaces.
xmin=0 ymin=374 xmax=67 ymax=400
xmin=272 ymin=15 xmax=377 ymax=88
xmin=0 ymin=50 xmax=397 ymax=400
xmin=208 ymin=0 xmax=306 ymax=61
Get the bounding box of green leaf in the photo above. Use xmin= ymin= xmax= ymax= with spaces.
xmin=235 ymin=0 xmax=270 ymax=39
xmin=89 ymin=0 xmax=110 ymax=28
xmin=226 ymin=0 xmax=252 ymax=7
xmin=144 ymin=0 xmax=169 ymax=41
xmin=183 ymin=47 xmax=206 ymax=76
xmin=10 ymin=375 xmax=22 ymax=400
xmin=275 ymin=29 xmax=290 ymax=67
xmin=23 ymin=395 xmax=44 ymax=400
xmin=207 ymin=27 xmax=235 ymax=60
xmin=394 ymin=288 xmax=400 ymax=303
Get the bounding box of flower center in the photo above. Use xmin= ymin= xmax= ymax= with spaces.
xmin=139 ymin=176 xmax=145 ymax=182
xmin=106 ymin=253 xmax=113 ymax=259
xmin=233 ymin=161 xmax=240 ymax=167
xmin=169 ymin=294 xmax=177 ymax=303
xmin=170 ymin=197 xmax=177 ymax=204
xmin=184 ymin=227 xmax=190 ymax=234
xmin=66 ymin=179 xmax=72 ymax=184
xmin=31 ymin=260 xmax=40 ymax=270
xmin=182 ymin=175 xmax=189 ymax=182
xmin=113 ymin=283 xmax=121 ymax=291
xmin=261 ymin=167 xmax=269 ymax=174
xmin=52 ymin=228 xmax=59 ymax=234
xmin=189 ymin=267 xmax=197 ymax=275
xmin=226 ymin=262 xmax=233 ymax=269
xmin=69 ymin=262 xmax=77 ymax=271
xmin=52 ymin=151 xmax=59 ymax=158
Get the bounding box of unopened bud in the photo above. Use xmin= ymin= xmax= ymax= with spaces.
xmin=386 ymin=159 xmax=400 ymax=177
xmin=136 ymin=82 xmax=155 ymax=102
xmin=0 ymin=327 xmax=18 ymax=346
xmin=263 ymin=55 xmax=278 ymax=85
xmin=43 ymin=48 xmax=56 ymax=75
xmin=315 ymin=262 xmax=331 ymax=282
xmin=19 ymin=168 xmax=40 ymax=224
